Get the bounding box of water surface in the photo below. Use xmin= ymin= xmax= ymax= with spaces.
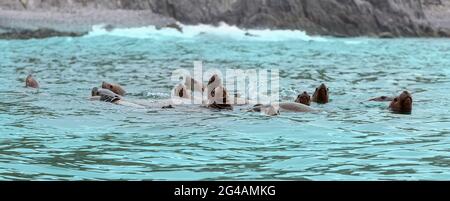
xmin=1 ymin=26 xmax=450 ymax=180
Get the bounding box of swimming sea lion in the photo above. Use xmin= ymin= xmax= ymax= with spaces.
xmin=248 ymin=102 xmax=315 ymax=115
xmin=389 ymin=91 xmax=413 ymax=114
xmin=91 ymin=87 xmax=121 ymax=103
xmin=295 ymin=91 xmax=311 ymax=106
xmin=91 ymin=87 xmax=144 ymax=108
xmin=278 ymin=102 xmax=316 ymax=112
xmin=248 ymin=104 xmax=279 ymax=116
xmin=25 ymin=74 xmax=39 ymax=88
xmin=208 ymin=85 xmax=233 ymax=110
xmin=312 ymin=83 xmax=329 ymax=104
xmin=102 ymin=81 xmax=126 ymax=96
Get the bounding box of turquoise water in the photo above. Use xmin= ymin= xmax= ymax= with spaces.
xmin=1 ymin=26 xmax=450 ymax=180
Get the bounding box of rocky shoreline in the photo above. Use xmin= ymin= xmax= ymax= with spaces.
xmin=1 ymin=0 xmax=450 ymax=39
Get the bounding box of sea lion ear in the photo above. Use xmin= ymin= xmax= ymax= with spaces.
xmin=315 ymin=88 xmax=318 ymax=92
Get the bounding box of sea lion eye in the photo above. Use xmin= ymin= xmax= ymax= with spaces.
xmin=394 ymin=98 xmax=398 ymax=102
xmin=315 ymin=88 xmax=318 ymax=92
xmin=179 ymin=88 xmax=184 ymax=97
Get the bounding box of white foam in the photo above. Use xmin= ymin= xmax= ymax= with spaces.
xmin=86 ymin=22 xmax=328 ymax=42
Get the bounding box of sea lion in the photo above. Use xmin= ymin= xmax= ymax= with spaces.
xmin=184 ymin=75 xmax=205 ymax=93
xmin=278 ymin=102 xmax=316 ymax=113
xmin=25 ymin=74 xmax=39 ymax=88
xmin=102 ymin=81 xmax=126 ymax=96
xmin=389 ymin=91 xmax=413 ymax=114
xmin=295 ymin=91 xmax=311 ymax=106
xmin=208 ymin=85 xmax=233 ymax=110
xmin=248 ymin=104 xmax=280 ymax=116
xmin=91 ymin=87 xmax=121 ymax=103
xmin=312 ymin=83 xmax=329 ymax=104
xmin=248 ymin=102 xmax=315 ymax=115
xmin=91 ymin=87 xmax=144 ymax=108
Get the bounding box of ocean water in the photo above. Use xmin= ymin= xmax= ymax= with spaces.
xmin=1 ymin=24 xmax=450 ymax=180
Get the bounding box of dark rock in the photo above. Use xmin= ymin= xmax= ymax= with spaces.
xmin=0 ymin=28 xmax=86 ymax=40
xmin=1 ymin=0 xmax=449 ymax=37
xmin=146 ymin=0 xmax=437 ymax=37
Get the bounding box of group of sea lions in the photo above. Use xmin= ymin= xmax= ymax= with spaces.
xmin=24 ymin=74 xmax=413 ymax=115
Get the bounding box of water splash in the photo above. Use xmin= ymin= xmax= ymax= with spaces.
xmin=86 ymin=22 xmax=328 ymax=42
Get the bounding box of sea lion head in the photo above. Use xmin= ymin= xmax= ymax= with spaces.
xmin=102 ymin=81 xmax=126 ymax=96
xmin=249 ymin=104 xmax=279 ymax=116
xmin=92 ymin=87 xmax=121 ymax=103
xmin=312 ymin=83 xmax=329 ymax=104
xmin=173 ymin=84 xmax=191 ymax=99
xmin=295 ymin=91 xmax=311 ymax=106
xmin=389 ymin=91 xmax=412 ymax=114
xmin=91 ymin=87 xmax=100 ymax=96
xmin=25 ymin=74 xmax=39 ymax=88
